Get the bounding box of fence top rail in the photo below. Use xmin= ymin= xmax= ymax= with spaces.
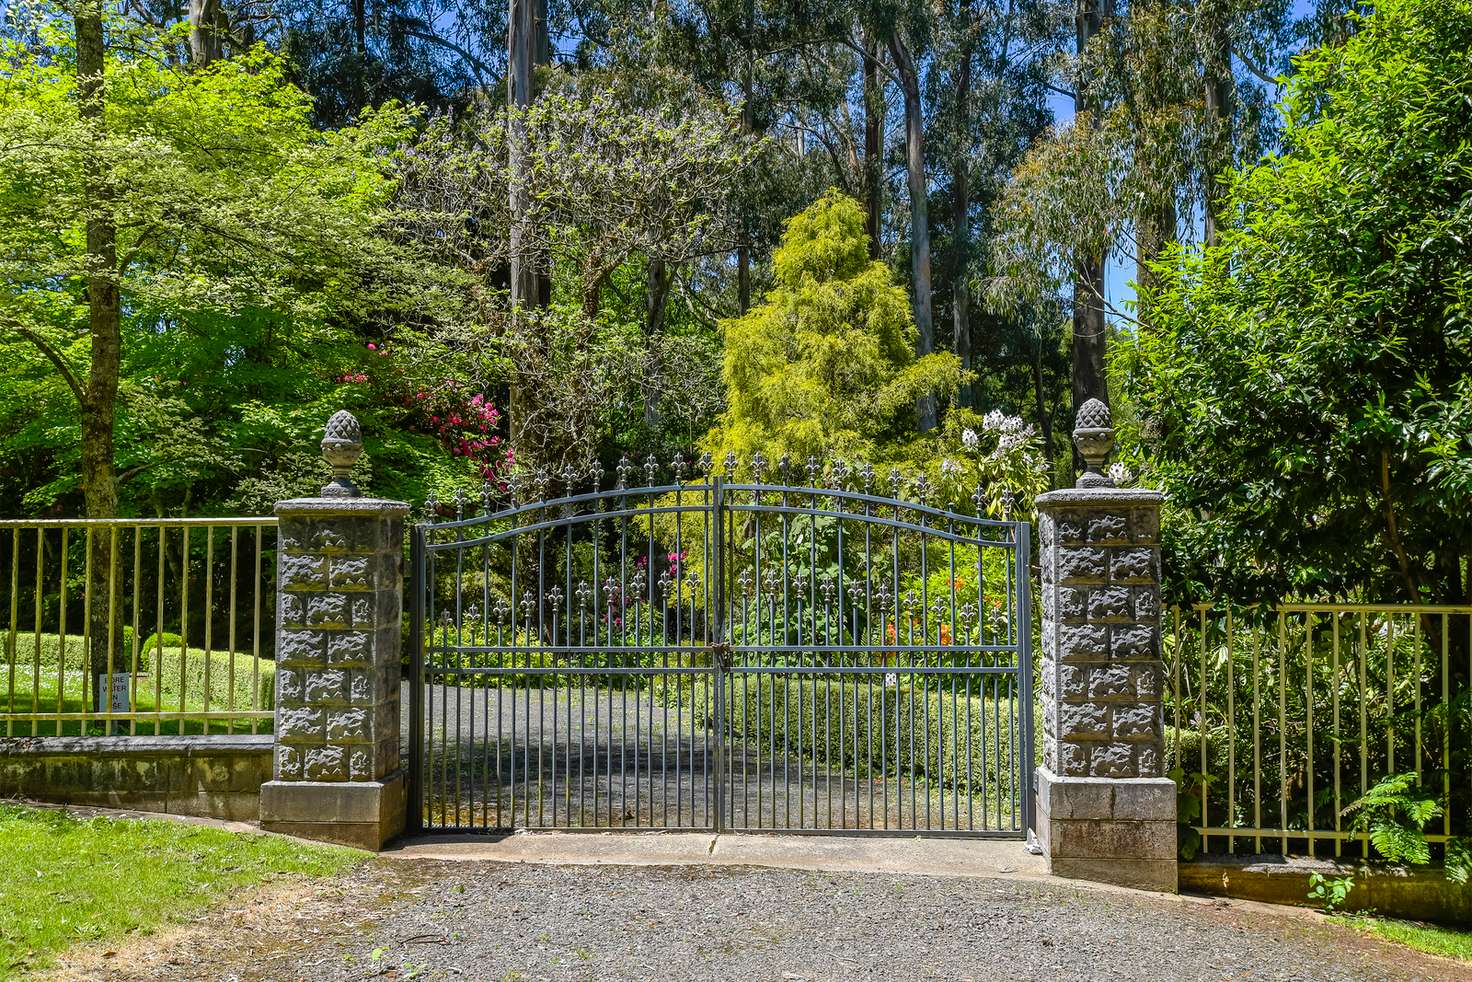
xmin=1177 ymin=601 xmax=1472 ymax=615
xmin=0 ymin=517 xmax=279 ymax=529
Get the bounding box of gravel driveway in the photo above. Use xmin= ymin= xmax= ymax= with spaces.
xmin=56 ymin=859 xmax=1463 ymax=982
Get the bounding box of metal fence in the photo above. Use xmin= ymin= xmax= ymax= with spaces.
xmin=1 ymin=518 xmax=278 ymax=736
xmin=1166 ymin=602 xmax=1471 ymax=858
xmin=411 ymin=459 xmax=1033 ymax=836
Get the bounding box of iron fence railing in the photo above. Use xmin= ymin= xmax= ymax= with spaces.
xmin=0 ymin=518 xmax=278 ymax=736
xmin=1165 ymin=602 xmax=1471 ymax=860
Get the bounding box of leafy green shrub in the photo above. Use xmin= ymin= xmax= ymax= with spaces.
xmin=1307 ymin=872 xmax=1356 ymax=912
xmin=693 ymin=675 xmax=1020 ymax=793
xmin=2 ymin=628 xmax=138 ymax=670
xmin=148 ymin=647 xmax=274 ymax=713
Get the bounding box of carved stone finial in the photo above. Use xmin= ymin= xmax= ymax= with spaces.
xmin=320 ymin=410 xmax=363 ymax=498
xmin=1073 ymin=397 xmax=1115 ymax=488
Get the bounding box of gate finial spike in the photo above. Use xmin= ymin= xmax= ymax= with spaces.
xmin=616 ymin=454 xmax=632 ymax=490
xmin=575 ymin=580 xmax=592 ymax=609
xmin=805 ymin=455 xmax=820 ymax=485
xmin=452 ymin=487 xmax=467 ymax=520
xmin=831 ymin=459 xmax=850 ymax=489
xmin=644 ymin=453 xmax=659 ymax=485
xmin=588 ymin=460 xmax=605 ymax=490
xmin=751 ymin=451 xmax=767 ymax=482
xmin=888 ymin=468 xmax=903 ymax=498
xmin=859 ymin=462 xmax=874 ymax=493
xmin=562 ymin=463 xmax=579 ymax=497
xmin=722 ymin=450 xmax=738 ymax=479
xmin=481 ymin=479 xmax=494 ymax=514
xmin=672 ymin=452 xmax=688 ymax=480
xmin=696 ymin=451 xmax=712 ymax=475
xmin=423 ymin=491 xmax=439 ymax=524
xmin=972 ymin=482 xmax=987 ymax=515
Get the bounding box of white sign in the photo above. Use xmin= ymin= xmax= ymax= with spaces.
xmin=96 ymin=673 xmax=132 ymax=714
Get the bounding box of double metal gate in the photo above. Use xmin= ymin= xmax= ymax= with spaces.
xmin=408 ymin=458 xmax=1032 ymax=836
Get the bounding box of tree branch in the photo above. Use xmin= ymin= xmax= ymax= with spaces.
xmin=3 ymin=315 xmax=88 ymax=405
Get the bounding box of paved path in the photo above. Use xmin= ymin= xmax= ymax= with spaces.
xmin=409 ymin=685 xmax=1020 ymax=833
xmin=50 ymin=838 xmax=1467 ymax=982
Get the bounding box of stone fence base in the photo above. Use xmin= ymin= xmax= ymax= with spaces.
xmin=1035 ymin=768 xmax=1178 ymax=892
xmin=0 ymin=735 xmax=272 ymax=821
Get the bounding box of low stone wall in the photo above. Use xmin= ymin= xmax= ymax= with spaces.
xmin=0 ymin=735 xmax=272 ymax=821
xmin=1182 ymin=855 xmax=1472 ymax=926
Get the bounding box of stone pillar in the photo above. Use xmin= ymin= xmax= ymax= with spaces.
xmin=259 ymin=410 xmax=408 ymax=850
xmin=1033 ymin=399 xmax=1177 ymax=892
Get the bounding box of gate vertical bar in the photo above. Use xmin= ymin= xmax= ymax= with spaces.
xmin=408 ymin=523 xmax=426 ymax=833
xmin=1016 ymin=521 xmax=1034 ymax=835
xmin=711 ymin=474 xmax=726 ymax=832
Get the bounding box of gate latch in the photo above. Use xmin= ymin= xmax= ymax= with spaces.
xmin=708 ymin=640 xmax=732 ymax=673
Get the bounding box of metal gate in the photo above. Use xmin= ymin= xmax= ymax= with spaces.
xmin=408 ymin=457 xmax=1032 ymax=836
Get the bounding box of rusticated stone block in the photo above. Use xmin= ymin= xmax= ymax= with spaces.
xmin=1057 ymin=546 xmax=1108 ymax=582
xmin=275 ymin=745 xmax=302 ymax=780
xmin=276 ymin=669 xmax=304 ymax=703
xmin=1086 ymin=512 xmax=1129 ymax=543
xmin=279 ymin=553 xmax=327 ymax=589
xmin=326 ymin=708 xmax=371 ymax=742
xmin=329 ymin=556 xmax=372 ymax=589
xmin=303 ymin=746 xmax=347 ymax=781
xmin=1113 ymin=704 xmax=1160 ymax=739
xmin=1088 ymin=585 xmax=1131 ymax=621
xmin=1058 ymin=624 xmax=1108 ymax=660
xmin=307 ymin=593 xmax=349 ymax=628
xmin=1133 ymin=586 xmax=1159 ymax=621
xmin=1137 ymin=742 xmax=1162 ymax=777
xmin=304 ymin=668 xmax=347 ymax=705
xmin=1134 ymin=664 xmax=1162 ymax=700
xmin=1059 ymin=703 xmax=1108 ymax=739
xmin=1058 ymin=664 xmax=1088 ymax=700
xmin=1090 ymin=742 xmax=1135 ymax=777
xmin=279 ymin=593 xmax=305 ymax=628
xmin=1089 ymin=663 xmax=1133 ymax=699
xmin=1131 ymin=508 xmax=1160 ymax=542
xmin=277 ymin=629 xmax=322 ymax=664
xmin=1110 ymin=547 xmax=1155 ymax=583
xmin=1058 ymin=742 xmax=1089 ymax=777
xmin=1111 ymin=624 xmax=1157 ymax=661
xmin=1054 ymin=512 xmax=1085 ymax=542
xmin=326 ymin=631 xmax=371 ymax=665
xmin=1057 ymin=587 xmax=1086 ymax=621
xmin=278 ymin=707 xmax=325 ymax=741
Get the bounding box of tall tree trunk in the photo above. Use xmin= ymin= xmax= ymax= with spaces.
xmin=1199 ymin=0 xmax=1233 ymax=248
xmin=644 ymin=259 xmax=673 ymax=431
xmin=952 ymin=7 xmax=974 ymax=408
xmin=862 ymin=35 xmax=883 ymax=260
xmin=76 ymin=0 xmax=124 ymax=707
xmin=1031 ymin=339 xmax=1056 ymax=489
xmin=507 ymin=0 xmax=542 ymax=456
xmin=1072 ymin=0 xmax=1109 ymax=429
xmin=188 ymin=0 xmax=222 ymax=64
xmin=888 ymin=31 xmax=937 ymax=432
xmin=736 ymin=47 xmax=755 ymax=313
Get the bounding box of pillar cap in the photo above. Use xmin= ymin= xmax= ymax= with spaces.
xmin=1035 ymin=486 xmax=1163 ymax=510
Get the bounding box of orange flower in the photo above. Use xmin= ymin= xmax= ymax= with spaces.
xmin=939 ymin=622 xmax=953 ymax=645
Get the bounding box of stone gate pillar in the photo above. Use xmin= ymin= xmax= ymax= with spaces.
xmin=259 ymin=410 xmax=408 ymax=850
xmin=1033 ymin=399 xmax=1177 ymax=892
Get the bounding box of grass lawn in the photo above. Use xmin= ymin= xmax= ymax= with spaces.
xmin=1332 ymin=914 xmax=1472 ymax=963
xmin=0 ymin=804 xmax=363 ymax=977
xmin=2 ymin=661 xmax=273 ymax=737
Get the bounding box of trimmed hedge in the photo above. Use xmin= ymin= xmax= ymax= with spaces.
xmin=3 ymin=633 xmax=272 ymax=713
xmin=147 ymin=645 xmax=274 ymax=713
xmin=695 ymin=676 xmax=1023 ymax=794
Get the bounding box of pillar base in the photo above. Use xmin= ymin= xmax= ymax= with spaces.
xmin=260 ymin=770 xmax=405 ymax=851
xmin=1035 ymin=766 xmax=1178 ymax=893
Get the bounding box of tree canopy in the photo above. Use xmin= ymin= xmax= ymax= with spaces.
xmin=1118 ymin=0 xmax=1472 ymax=604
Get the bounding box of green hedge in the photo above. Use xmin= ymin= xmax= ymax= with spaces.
xmin=146 ymin=645 xmax=274 ymax=713
xmin=694 ymin=676 xmax=1022 ymax=794
xmin=3 ymin=633 xmax=272 ymax=713
xmin=2 ymin=629 xmax=137 ymax=670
